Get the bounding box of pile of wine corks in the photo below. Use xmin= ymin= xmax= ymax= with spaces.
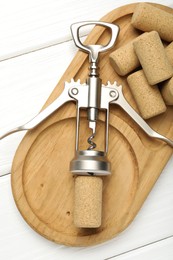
xmin=109 ymin=3 xmax=173 ymax=119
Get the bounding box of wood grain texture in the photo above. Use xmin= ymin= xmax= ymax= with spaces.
xmin=11 ymin=3 xmax=173 ymax=246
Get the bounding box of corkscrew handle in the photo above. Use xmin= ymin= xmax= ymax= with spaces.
xmin=71 ymin=21 xmax=119 ymax=63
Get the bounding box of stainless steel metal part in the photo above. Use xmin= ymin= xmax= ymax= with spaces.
xmin=71 ymin=21 xmax=120 ymax=67
xmin=71 ymin=21 xmax=120 ymax=153
xmin=70 ymin=150 xmax=111 ymax=176
xmin=108 ymin=82 xmax=173 ymax=147
xmin=0 ymin=81 xmax=75 ymax=140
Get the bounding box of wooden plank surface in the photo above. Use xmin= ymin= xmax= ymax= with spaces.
xmin=0 ymin=0 xmax=173 ymax=258
xmin=110 ymin=237 xmax=173 ymax=260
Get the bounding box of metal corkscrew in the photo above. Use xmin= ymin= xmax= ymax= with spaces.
xmin=87 ymin=133 xmax=96 ymax=150
xmin=1 ymin=21 xmax=173 ymax=228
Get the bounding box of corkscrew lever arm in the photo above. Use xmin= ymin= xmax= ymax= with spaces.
xmin=0 ymin=83 xmax=75 ymax=140
xmin=110 ymin=84 xmax=173 ymax=148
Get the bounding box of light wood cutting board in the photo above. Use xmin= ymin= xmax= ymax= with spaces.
xmin=11 ymin=3 xmax=173 ymax=246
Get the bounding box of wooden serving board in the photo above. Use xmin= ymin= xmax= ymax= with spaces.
xmin=11 ymin=3 xmax=173 ymax=246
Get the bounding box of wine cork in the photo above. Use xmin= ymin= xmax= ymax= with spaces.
xmin=127 ymin=70 xmax=166 ymax=119
xmin=109 ymin=38 xmax=173 ymax=77
xmin=166 ymin=42 xmax=173 ymax=67
xmin=109 ymin=33 xmax=148 ymax=76
xmin=133 ymin=31 xmax=173 ymax=85
xmin=131 ymin=3 xmax=173 ymax=42
xmin=74 ymin=176 xmax=102 ymax=228
xmin=161 ymin=77 xmax=173 ymax=105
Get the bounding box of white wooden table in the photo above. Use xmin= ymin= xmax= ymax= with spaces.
xmin=1 ymin=0 xmax=173 ymax=259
